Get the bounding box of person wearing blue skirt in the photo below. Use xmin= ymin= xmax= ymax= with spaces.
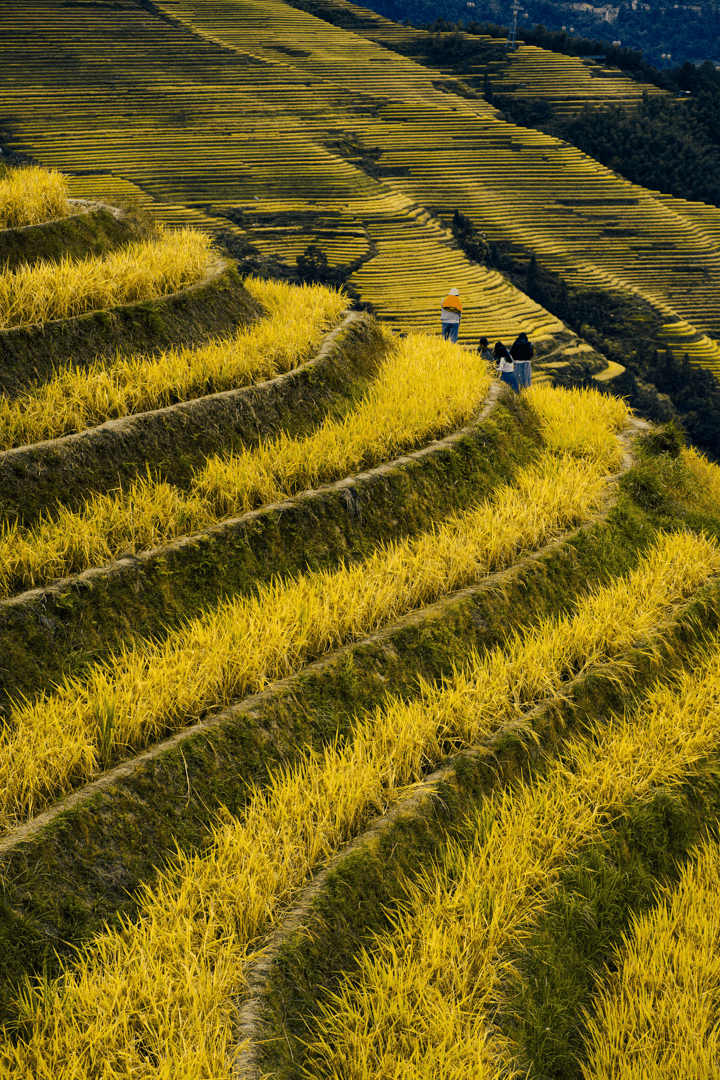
xmin=511 ymin=332 xmax=534 ymax=388
xmin=494 ymin=342 xmax=520 ymax=393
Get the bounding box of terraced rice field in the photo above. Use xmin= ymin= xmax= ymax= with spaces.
xmin=0 ymin=228 xmax=213 ymax=328
xmin=582 ymin=828 xmax=720 ymax=1077
xmin=1 ymin=11 xmax=720 ymax=1078
xmin=0 ymin=165 xmax=69 ymax=228
xmin=11 ymin=536 xmax=720 ymax=1070
xmin=487 ymin=44 xmax=667 ymax=113
xmin=2 ymin=0 xmax=719 ymax=368
xmin=2 ymin=350 xmax=719 ymax=1075
xmin=0 ymin=330 xmax=496 ymax=597
xmin=340 ymin=99 xmax=720 ymax=367
xmin=347 ymin=202 xmax=563 ymax=339
xmin=301 ymin=621 xmax=720 ymax=1078
xmin=0 ymin=272 xmax=681 ymax=1073
xmin=0 ymin=277 xmax=347 ymax=447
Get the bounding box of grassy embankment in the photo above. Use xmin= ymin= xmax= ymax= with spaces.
xmin=0 ymin=277 xmax=359 ymax=520
xmin=0 ymin=278 xmax=347 ymax=450
xmin=0 ymin=384 xmax=677 ymax=1075
xmin=251 ymin=445 xmax=720 ymax=1079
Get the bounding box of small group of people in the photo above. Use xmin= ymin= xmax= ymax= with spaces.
xmin=440 ymin=287 xmax=534 ymax=393
xmin=479 ymin=335 xmax=533 ymax=392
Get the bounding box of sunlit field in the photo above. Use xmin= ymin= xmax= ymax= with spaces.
xmin=0 ymin=228 xmax=213 ymax=328
xmin=0 ymin=165 xmax=69 ymax=229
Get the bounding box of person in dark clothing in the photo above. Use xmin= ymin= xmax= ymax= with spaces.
xmin=510 ymin=332 xmax=534 ymax=388
xmin=494 ymin=342 xmax=520 ymax=393
xmin=478 ymin=336 xmax=494 ymax=364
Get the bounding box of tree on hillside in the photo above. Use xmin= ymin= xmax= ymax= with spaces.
xmin=297 ymin=243 xmax=329 ymax=284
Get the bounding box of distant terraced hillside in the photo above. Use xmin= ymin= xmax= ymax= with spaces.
xmin=2 ymin=0 xmax=719 ymax=373
xmin=2 ymin=135 xmax=720 ymax=1080
xmin=287 ymin=0 xmax=668 ymax=112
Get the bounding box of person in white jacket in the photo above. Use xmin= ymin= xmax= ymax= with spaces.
xmin=494 ymin=342 xmax=520 ymax=393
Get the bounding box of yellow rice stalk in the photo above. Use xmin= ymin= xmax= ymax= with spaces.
xmin=682 ymin=445 xmax=720 ymax=518
xmin=303 ymin=633 xmax=720 ymax=1080
xmin=0 ymin=228 xmax=213 ymax=328
xmin=527 ymin=383 xmax=629 ymax=469
xmin=0 ymin=333 xmax=488 ymax=595
xmin=581 ymin=836 xmax=720 ymax=1080
xmin=0 ymin=279 xmax=348 ymax=448
xmin=0 ymin=166 xmax=69 ymax=229
xmin=168 ymin=530 xmax=720 ymax=945
xmin=193 ymin=332 xmax=492 ymax=516
xmin=0 ymin=450 xmax=608 ymax=830
xmin=2 ymin=532 xmax=718 ymax=1079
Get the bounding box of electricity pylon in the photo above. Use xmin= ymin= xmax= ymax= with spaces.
xmin=506 ymin=0 xmax=521 ymax=50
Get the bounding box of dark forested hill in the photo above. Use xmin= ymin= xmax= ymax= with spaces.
xmin=355 ymin=0 xmax=720 ymax=70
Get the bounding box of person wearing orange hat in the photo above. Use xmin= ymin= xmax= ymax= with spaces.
xmin=440 ymin=287 xmax=462 ymax=343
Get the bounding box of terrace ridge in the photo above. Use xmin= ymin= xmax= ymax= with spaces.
xmin=0 ymin=410 xmax=645 ymax=859
xmin=0 ymin=198 xmax=122 ymax=236
xmin=0 ymin=199 xmax=147 ymax=270
xmin=0 ymin=257 xmax=262 ymax=393
xmin=0 ymin=309 xmax=381 ymax=519
xmin=231 ymin=586 xmax=718 ymax=1079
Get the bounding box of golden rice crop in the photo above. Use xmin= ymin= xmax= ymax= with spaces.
xmin=0 ymin=227 xmax=213 ymax=328
xmin=526 ymin=382 xmax=629 ymax=469
xmin=303 ymin=632 xmax=720 ymax=1080
xmin=2 ymin=532 xmax=718 ymax=1078
xmin=0 ymin=278 xmax=348 ymax=448
xmin=0 ymin=332 xmax=487 ymax=595
xmin=682 ymin=445 xmax=720 ymax=518
xmin=0 ymin=166 xmax=69 ymax=229
xmin=0 ymin=450 xmax=608 ymax=831
xmin=581 ymin=836 xmax=720 ymax=1079
xmin=193 ymin=332 xmax=492 ymax=516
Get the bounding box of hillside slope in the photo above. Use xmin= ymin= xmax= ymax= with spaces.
xmin=1 ymin=0 xmax=719 ymax=375
xmin=1 ymin=159 xmax=720 ymax=1078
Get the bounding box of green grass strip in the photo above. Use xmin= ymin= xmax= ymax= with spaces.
xmin=581 ymin=831 xmax=720 ymax=1078
xmin=501 ymin=778 xmax=720 ymax=1080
